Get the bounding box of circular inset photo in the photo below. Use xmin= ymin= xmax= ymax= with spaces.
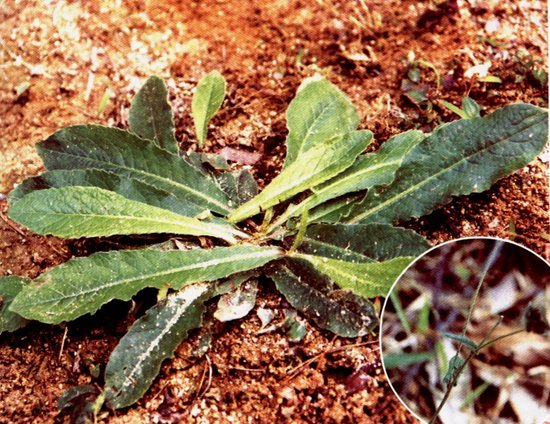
xmin=380 ymin=238 xmax=549 ymax=424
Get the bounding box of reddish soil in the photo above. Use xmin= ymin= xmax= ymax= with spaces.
xmin=0 ymin=0 xmax=547 ymax=422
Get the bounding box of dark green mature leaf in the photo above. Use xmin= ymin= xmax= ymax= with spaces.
xmin=129 ymin=76 xmax=179 ymax=154
xmin=270 ymin=130 xmax=425 ymax=229
xmin=228 ymin=131 xmax=372 ymax=223
xmin=9 ymin=187 xmax=244 ymax=243
xmin=9 ymin=169 xmax=203 ymax=217
xmin=105 ymin=283 xmax=212 ymax=408
xmin=37 ymin=125 xmax=231 ymax=215
xmin=192 ymin=71 xmax=226 ymax=147
xmin=0 ymin=276 xmax=30 ymax=333
xmin=297 ymin=223 xmax=430 ymax=263
xmin=290 ymin=253 xmax=413 ymax=298
xmin=284 ymin=75 xmax=359 ymax=167
xmin=345 ymin=104 xmax=548 ymax=224
xmin=10 ymin=245 xmax=282 ymax=324
xmin=269 ymin=263 xmax=378 ymax=337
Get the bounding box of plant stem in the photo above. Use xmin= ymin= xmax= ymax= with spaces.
xmin=429 ymin=240 xmax=504 ymax=423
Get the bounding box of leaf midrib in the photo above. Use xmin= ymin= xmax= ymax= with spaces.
xmin=27 ymin=248 xmax=282 ymax=307
xmin=43 ymin=142 xmax=231 ymax=214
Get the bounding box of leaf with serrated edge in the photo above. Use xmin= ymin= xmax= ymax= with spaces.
xmin=37 ymin=125 xmax=232 ymax=215
xmin=297 ymin=223 xmax=430 ymax=263
xmin=129 ymin=76 xmax=179 ymax=154
xmin=290 ymin=253 xmax=413 ymax=298
xmin=9 ymin=169 xmax=203 ymax=217
xmin=9 ymin=245 xmax=282 ymax=324
xmin=9 ymin=187 xmax=244 ymax=243
xmin=270 ymin=130 xmax=424 ymax=229
xmin=345 ymin=104 xmax=548 ymax=224
xmin=284 ymin=75 xmax=359 ymax=167
xmin=228 ymin=131 xmax=372 ymax=223
xmin=0 ymin=276 xmax=30 ymax=333
xmin=105 ymin=282 xmax=211 ymax=408
xmin=192 ymin=71 xmax=226 ymax=147
xmin=269 ymin=264 xmax=378 ymax=337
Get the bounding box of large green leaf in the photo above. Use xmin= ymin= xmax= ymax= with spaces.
xmin=345 ymin=104 xmax=548 ymax=224
xmin=192 ymin=71 xmax=226 ymax=147
xmin=269 ymin=130 xmax=425 ymax=229
xmin=269 ymin=264 xmax=378 ymax=337
xmin=37 ymin=125 xmax=232 ymax=215
xmin=9 ymin=245 xmax=282 ymax=324
xmin=105 ymin=282 xmax=212 ymax=409
xmin=228 ymin=131 xmax=372 ymax=223
xmin=9 ymin=169 xmax=203 ymax=217
xmin=129 ymin=76 xmax=179 ymax=154
xmin=290 ymin=253 xmax=413 ymax=298
xmin=0 ymin=276 xmax=30 ymax=333
xmin=284 ymin=75 xmax=359 ymax=167
xmin=297 ymin=223 xmax=430 ymax=263
xmin=9 ymin=187 xmax=244 ymax=242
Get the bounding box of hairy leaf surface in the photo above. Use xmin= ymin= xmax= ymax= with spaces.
xmin=297 ymin=223 xmax=430 ymax=262
xmin=105 ymin=283 xmax=211 ymax=408
xmin=10 ymin=246 xmax=282 ymax=324
xmin=291 ymin=253 xmax=413 ymax=298
xmin=228 ymin=131 xmax=372 ymax=223
xmin=9 ymin=187 xmax=243 ymax=242
xmin=192 ymin=71 xmax=226 ymax=146
xmin=269 ymin=264 xmax=378 ymax=337
xmin=38 ymin=125 xmax=231 ymax=215
xmin=0 ymin=276 xmax=30 ymax=333
xmin=345 ymin=104 xmax=548 ymax=224
xmin=284 ymin=75 xmax=359 ymax=167
xmin=9 ymin=169 xmax=203 ymax=217
xmin=129 ymin=76 xmax=179 ymax=154
xmin=271 ymin=131 xmax=424 ymax=228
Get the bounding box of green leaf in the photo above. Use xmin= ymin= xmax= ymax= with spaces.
xmin=296 ymin=223 xmax=430 ymax=263
xmin=443 ymin=355 xmax=466 ymax=386
xmin=10 ymin=245 xmax=282 ymax=324
xmin=269 ymin=264 xmax=378 ymax=337
xmin=228 ymin=130 xmax=372 ymax=223
xmin=439 ymin=99 xmax=469 ymax=119
xmin=442 ymin=332 xmax=478 ymax=351
xmin=37 ymin=125 xmax=232 ymax=215
xmin=461 ymin=97 xmax=481 ymax=119
xmin=284 ymin=75 xmax=359 ymax=167
xmin=105 ymin=282 xmax=211 ymax=408
xmin=0 ymin=276 xmax=30 ymax=333
xmin=129 ymin=76 xmax=179 ymax=154
xmin=345 ymin=104 xmax=548 ymax=224
xmin=9 ymin=187 xmax=244 ymax=243
xmin=290 ymin=253 xmax=413 ymax=298
xmin=192 ymin=71 xmax=226 ymax=147
xmin=383 ymin=351 xmax=435 ymax=369
xmin=270 ymin=130 xmax=425 ymax=229
xmin=9 ymin=169 xmax=203 ymax=217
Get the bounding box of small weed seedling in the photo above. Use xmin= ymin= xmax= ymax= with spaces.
xmin=0 ymin=72 xmax=547 ymax=417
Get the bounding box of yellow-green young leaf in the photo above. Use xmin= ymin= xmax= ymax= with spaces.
xmin=192 ymin=71 xmax=226 ymax=147
xmin=0 ymin=276 xmax=30 ymax=333
xmin=270 ymin=130 xmax=425 ymax=229
xmin=129 ymin=76 xmax=179 ymax=154
xmin=9 ymin=245 xmax=282 ymax=324
xmin=345 ymin=104 xmax=548 ymax=224
xmin=37 ymin=125 xmax=232 ymax=215
xmin=284 ymin=75 xmax=359 ymax=167
xmin=8 ymin=187 xmax=244 ymax=243
xmin=105 ymin=283 xmax=212 ymax=409
xmin=290 ymin=253 xmax=413 ymax=298
xmin=228 ymin=131 xmax=372 ymax=223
